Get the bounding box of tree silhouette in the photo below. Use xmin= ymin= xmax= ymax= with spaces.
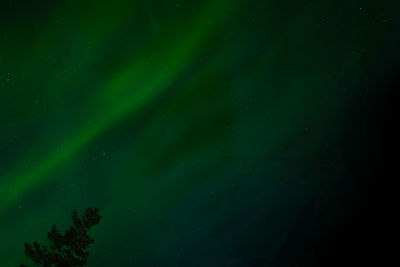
xmin=21 ymin=208 xmax=102 ymax=267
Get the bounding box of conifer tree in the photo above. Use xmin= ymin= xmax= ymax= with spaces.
xmin=21 ymin=208 xmax=102 ymax=267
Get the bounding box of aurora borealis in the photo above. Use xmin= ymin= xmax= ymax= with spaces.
xmin=1 ymin=0 xmax=399 ymax=266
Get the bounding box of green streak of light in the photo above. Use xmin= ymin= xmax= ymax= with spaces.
xmin=0 ymin=0 xmax=229 ymax=212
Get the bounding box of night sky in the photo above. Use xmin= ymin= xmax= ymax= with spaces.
xmin=1 ymin=0 xmax=398 ymax=266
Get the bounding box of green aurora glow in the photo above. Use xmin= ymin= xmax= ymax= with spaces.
xmin=1 ymin=0 xmax=399 ymax=265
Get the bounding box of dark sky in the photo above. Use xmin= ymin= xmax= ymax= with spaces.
xmin=0 ymin=0 xmax=398 ymax=266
